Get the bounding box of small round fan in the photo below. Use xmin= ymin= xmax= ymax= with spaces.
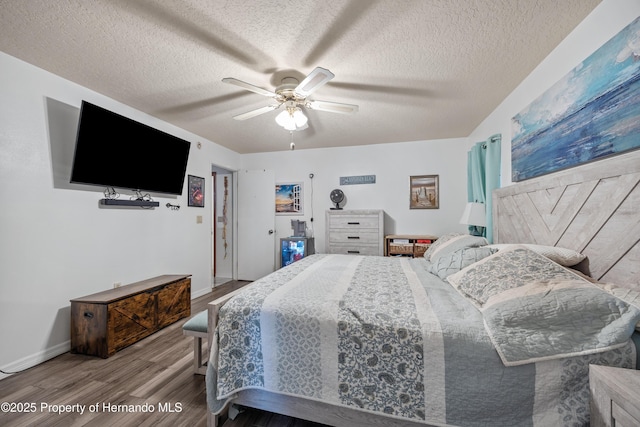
xmin=330 ymin=189 xmax=344 ymax=210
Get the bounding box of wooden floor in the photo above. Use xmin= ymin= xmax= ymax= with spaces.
xmin=0 ymin=280 xmax=325 ymax=427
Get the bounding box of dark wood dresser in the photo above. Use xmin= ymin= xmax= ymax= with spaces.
xmin=70 ymin=275 xmax=191 ymax=358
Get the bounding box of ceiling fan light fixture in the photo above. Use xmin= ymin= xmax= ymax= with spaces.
xmin=275 ymin=107 xmax=308 ymax=131
xmin=292 ymin=109 xmax=308 ymax=127
xmin=223 ymin=66 xmax=357 ymax=131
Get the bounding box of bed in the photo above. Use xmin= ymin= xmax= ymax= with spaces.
xmin=205 ymin=150 xmax=640 ymax=427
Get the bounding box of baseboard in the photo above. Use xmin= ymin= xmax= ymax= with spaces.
xmin=191 ymin=286 xmax=211 ymax=300
xmin=1 ymin=340 xmax=70 ymax=380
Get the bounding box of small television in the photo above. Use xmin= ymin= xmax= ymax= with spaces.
xmin=70 ymin=101 xmax=191 ymax=195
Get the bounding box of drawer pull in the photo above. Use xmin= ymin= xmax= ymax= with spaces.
xmin=347 ymin=236 xmax=360 ymax=239
xmin=347 ymin=250 xmax=360 ymax=254
xmin=84 ymin=312 xmax=94 ymax=319
xmin=347 ymin=222 xmax=360 ymax=225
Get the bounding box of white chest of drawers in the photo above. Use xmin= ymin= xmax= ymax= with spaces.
xmin=325 ymin=209 xmax=384 ymax=256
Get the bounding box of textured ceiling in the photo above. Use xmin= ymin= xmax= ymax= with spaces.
xmin=0 ymin=0 xmax=601 ymax=153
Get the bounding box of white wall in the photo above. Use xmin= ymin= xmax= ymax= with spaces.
xmin=240 ymin=137 xmax=473 ymax=256
xmin=469 ymin=0 xmax=640 ymax=186
xmin=0 ymin=52 xmax=241 ymax=376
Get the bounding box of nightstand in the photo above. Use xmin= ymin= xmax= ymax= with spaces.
xmin=384 ymin=234 xmax=438 ymax=258
xmin=589 ymin=364 xmax=640 ymax=427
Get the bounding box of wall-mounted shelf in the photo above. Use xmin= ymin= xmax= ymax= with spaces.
xmin=99 ymin=199 xmax=160 ymax=208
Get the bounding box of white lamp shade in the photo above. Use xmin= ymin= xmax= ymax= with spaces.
xmin=275 ymin=108 xmax=308 ymax=131
xmin=460 ymin=202 xmax=486 ymax=227
xmin=292 ymin=109 xmax=308 ymax=127
xmin=275 ymin=109 xmax=294 ymax=129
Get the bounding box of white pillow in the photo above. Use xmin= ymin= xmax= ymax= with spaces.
xmin=425 ymin=234 xmax=487 ymax=262
xmin=486 ymin=244 xmax=585 ymax=266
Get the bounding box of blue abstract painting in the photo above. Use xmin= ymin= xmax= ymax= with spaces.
xmin=511 ymin=17 xmax=640 ymax=181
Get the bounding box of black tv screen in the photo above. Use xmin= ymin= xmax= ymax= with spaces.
xmin=70 ymin=101 xmax=191 ymax=195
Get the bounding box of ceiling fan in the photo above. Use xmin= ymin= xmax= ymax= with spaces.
xmin=222 ymin=67 xmax=359 ymax=131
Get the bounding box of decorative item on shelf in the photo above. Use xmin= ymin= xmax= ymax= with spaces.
xmin=166 ymin=203 xmax=180 ymax=211
xmin=133 ymin=190 xmax=152 ymax=200
xmin=291 ymin=220 xmax=306 ymax=237
xmin=330 ymin=188 xmax=345 ymax=210
xmin=460 ymin=202 xmax=486 ymax=236
xmin=103 ymin=187 xmax=120 ymax=200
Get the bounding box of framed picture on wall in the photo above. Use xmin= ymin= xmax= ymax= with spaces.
xmin=409 ymin=175 xmax=439 ymax=209
xmin=275 ymin=183 xmax=303 ymax=215
xmin=188 ymin=175 xmax=205 ymax=207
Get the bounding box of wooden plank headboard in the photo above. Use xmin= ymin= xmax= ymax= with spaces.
xmin=493 ymin=150 xmax=640 ymax=286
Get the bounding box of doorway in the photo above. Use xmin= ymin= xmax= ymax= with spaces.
xmin=212 ymin=165 xmax=234 ymax=287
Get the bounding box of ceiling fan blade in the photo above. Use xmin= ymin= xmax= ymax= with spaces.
xmin=294 ymin=67 xmax=335 ymax=97
xmin=222 ymin=77 xmax=277 ymax=97
xmin=307 ymin=100 xmax=359 ymax=115
xmin=232 ymin=104 xmax=279 ymax=120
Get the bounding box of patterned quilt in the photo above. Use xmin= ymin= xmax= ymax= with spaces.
xmin=206 ymin=254 xmax=638 ymax=426
xmin=447 ymin=247 xmax=640 ymax=367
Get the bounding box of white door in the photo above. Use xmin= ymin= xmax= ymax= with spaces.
xmin=237 ymin=169 xmax=276 ymax=280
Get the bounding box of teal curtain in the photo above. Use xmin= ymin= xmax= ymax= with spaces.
xmin=466 ymin=134 xmax=501 ymax=242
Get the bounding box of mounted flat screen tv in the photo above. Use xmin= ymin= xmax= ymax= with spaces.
xmin=70 ymin=101 xmax=191 ymax=195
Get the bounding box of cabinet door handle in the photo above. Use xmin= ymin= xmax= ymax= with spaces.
xmin=347 ymin=236 xmax=360 ymax=239
xmin=347 ymin=222 xmax=360 ymax=225
xmin=84 ymin=312 xmax=94 ymax=319
xmin=347 ymin=250 xmax=360 ymax=254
